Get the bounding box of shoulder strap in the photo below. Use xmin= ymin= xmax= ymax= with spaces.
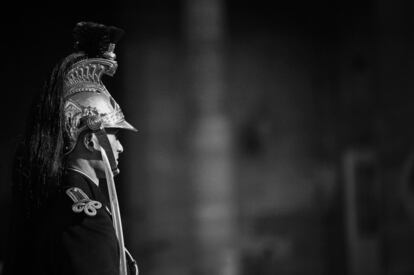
xmin=66 ymin=187 xmax=102 ymax=217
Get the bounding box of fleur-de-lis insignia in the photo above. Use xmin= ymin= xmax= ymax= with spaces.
xmin=66 ymin=187 xmax=102 ymax=217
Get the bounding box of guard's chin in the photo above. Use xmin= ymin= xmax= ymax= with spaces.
xmin=113 ymin=168 xmax=120 ymax=176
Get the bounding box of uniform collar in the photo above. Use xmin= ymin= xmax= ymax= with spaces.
xmin=66 ymin=167 xmax=99 ymax=187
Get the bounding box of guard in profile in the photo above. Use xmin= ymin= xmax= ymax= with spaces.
xmin=4 ymin=22 xmax=138 ymax=275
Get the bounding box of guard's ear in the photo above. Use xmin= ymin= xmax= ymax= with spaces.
xmin=83 ymin=132 xmax=95 ymax=152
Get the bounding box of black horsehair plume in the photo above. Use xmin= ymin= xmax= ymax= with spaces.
xmin=13 ymin=22 xmax=123 ymax=219
xmin=73 ymin=21 xmax=125 ymax=58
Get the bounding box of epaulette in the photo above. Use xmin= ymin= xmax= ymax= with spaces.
xmin=66 ymin=187 xmax=102 ymax=216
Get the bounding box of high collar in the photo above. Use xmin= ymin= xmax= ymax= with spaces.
xmin=66 ymin=167 xmax=99 ymax=187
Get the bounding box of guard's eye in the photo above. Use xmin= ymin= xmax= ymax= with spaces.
xmin=107 ymin=129 xmax=119 ymax=138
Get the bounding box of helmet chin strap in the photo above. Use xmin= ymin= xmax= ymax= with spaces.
xmin=95 ymin=128 xmax=128 ymax=275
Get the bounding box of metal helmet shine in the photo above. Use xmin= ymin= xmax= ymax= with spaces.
xmin=63 ymin=23 xmax=137 ymax=154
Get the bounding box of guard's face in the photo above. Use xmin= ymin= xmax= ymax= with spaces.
xmin=106 ymin=129 xmax=124 ymax=166
xmin=89 ymin=129 xmax=124 ymax=179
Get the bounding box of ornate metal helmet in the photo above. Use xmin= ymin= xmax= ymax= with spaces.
xmin=63 ymin=22 xmax=137 ymax=154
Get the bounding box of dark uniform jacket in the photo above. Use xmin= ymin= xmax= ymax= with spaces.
xmin=4 ymin=170 xmax=129 ymax=275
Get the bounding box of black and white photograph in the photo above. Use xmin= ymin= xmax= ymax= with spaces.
xmin=1 ymin=0 xmax=414 ymax=274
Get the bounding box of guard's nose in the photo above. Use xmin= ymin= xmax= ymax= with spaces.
xmin=117 ymin=140 xmax=124 ymax=154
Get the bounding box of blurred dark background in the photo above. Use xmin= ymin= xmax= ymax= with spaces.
xmin=2 ymin=0 xmax=414 ymax=274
